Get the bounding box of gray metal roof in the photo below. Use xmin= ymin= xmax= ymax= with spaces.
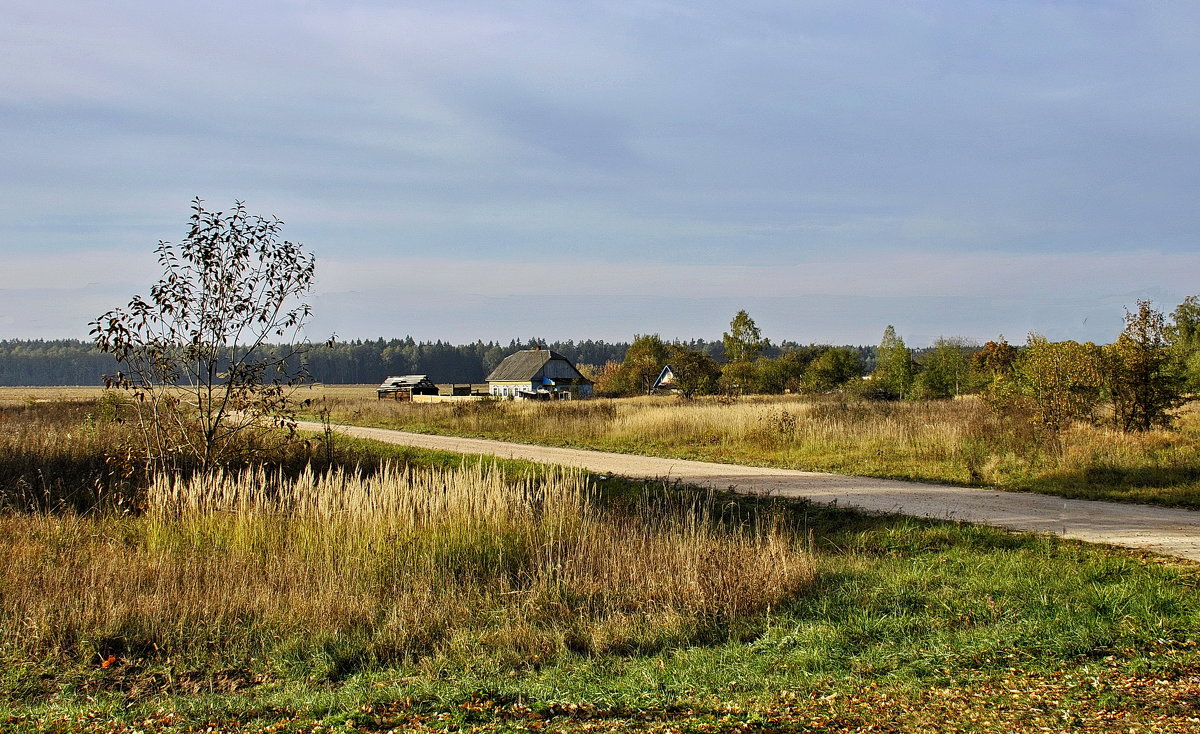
xmin=379 ymin=375 xmax=434 ymax=388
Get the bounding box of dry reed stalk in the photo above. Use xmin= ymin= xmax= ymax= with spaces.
xmin=1 ymin=464 xmax=814 ymax=665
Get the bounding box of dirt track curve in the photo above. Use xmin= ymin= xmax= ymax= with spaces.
xmin=299 ymin=421 xmax=1200 ymax=563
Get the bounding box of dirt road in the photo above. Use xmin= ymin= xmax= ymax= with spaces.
xmin=300 ymin=421 xmax=1200 ymax=563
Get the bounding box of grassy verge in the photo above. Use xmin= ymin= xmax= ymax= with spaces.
xmin=309 ymin=390 xmax=1200 ymax=508
xmin=4 ymin=398 xmax=1200 ymax=731
xmin=4 ymin=495 xmax=1200 ymax=731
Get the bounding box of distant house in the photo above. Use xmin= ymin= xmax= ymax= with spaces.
xmin=653 ymin=365 xmax=678 ymax=393
xmin=376 ymin=375 xmax=438 ymax=400
xmin=486 ymin=347 xmax=593 ymax=399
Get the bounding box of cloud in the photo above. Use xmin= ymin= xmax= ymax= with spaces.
xmin=314 ymin=250 xmax=1199 ymax=301
xmin=303 ymin=249 xmax=1195 ymax=345
xmin=3 ymin=1 xmax=1200 ymax=342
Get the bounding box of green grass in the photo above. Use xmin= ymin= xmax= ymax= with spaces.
xmin=5 ymin=470 xmax=1200 ymax=731
xmin=5 ymin=399 xmax=1200 ymax=731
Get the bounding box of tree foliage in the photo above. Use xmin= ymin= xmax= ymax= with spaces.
xmin=869 ymin=325 xmax=915 ymax=400
xmin=913 ymin=337 xmax=975 ymax=399
xmin=985 ymin=302 xmax=1193 ymax=436
xmin=746 ymin=351 xmax=808 ymax=394
xmin=91 ymin=198 xmax=317 ymax=469
xmin=1011 ymin=334 xmax=1105 ymax=433
xmin=723 ymin=310 xmax=766 ymax=364
xmin=664 ymin=345 xmax=721 ymax=398
xmin=802 ymin=347 xmax=863 ymax=393
xmin=718 ymin=359 xmax=755 ymax=398
xmin=1168 ymin=295 xmax=1200 ymax=392
xmin=617 ymin=334 xmax=670 ymax=395
xmin=973 ymin=339 xmax=1019 ymax=380
xmin=1105 ymin=300 xmax=1187 ymax=431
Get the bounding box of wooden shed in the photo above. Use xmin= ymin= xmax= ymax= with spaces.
xmin=376 ymin=375 xmax=438 ymax=400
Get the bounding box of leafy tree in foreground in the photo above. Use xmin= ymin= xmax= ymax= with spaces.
xmin=91 ymin=198 xmax=317 ymax=470
xmin=1105 ymin=300 xmax=1187 ymax=432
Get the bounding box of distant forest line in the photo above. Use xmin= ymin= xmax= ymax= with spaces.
xmin=0 ymin=338 xmax=879 ymax=387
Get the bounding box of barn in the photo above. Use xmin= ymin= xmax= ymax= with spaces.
xmin=486 ymin=347 xmax=593 ymax=399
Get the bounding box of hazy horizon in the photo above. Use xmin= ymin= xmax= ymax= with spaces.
xmin=4 ymin=2 xmax=1197 ymax=347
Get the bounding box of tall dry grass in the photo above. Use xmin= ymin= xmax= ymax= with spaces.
xmin=0 ymin=398 xmax=141 ymax=512
xmin=319 ymin=392 xmax=1200 ymax=506
xmin=0 ymin=394 xmax=344 ymax=513
xmin=0 ymin=463 xmax=813 ymax=671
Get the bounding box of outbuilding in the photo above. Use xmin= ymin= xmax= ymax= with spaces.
xmin=653 ymin=365 xmax=678 ymax=393
xmin=376 ymin=375 xmax=439 ymax=400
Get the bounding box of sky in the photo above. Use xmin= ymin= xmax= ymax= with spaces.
xmin=1 ymin=0 xmax=1198 ymax=347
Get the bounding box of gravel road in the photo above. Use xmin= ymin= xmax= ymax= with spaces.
xmin=300 ymin=421 xmax=1200 ymax=563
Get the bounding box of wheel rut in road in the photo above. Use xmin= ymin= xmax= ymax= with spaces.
xmin=299 ymin=421 xmax=1200 ymax=563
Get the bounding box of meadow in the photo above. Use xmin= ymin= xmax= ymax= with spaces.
xmin=3 ymin=391 xmax=1200 ymax=731
xmin=313 ymin=387 xmax=1200 ymax=508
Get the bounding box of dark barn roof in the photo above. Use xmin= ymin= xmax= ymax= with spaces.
xmin=377 ymin=375 xmax=438 ymax=395
xmin=486 ymin=349 xmax=589 ymax=383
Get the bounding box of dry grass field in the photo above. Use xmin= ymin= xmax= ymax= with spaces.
xmin=310 ymin=389 xmax=1200 ymax=507
xmin=0 ymin=385 xmax=107 ymax=406
xmin=4 ymin=462 xmax=811 ymax=674
xmin=0 ymin=384 xmax=372 ymax=408
xmin=6 ymin=389 xmax=1200 ymax=731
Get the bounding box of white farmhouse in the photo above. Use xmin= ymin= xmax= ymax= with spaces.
xmin=485 ymin=347 xmax=593 ymax=399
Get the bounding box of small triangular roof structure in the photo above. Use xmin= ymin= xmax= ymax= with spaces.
xmin=653 ymin=364 xmax=678 ymax=391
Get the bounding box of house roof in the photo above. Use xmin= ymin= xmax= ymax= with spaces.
xmin=485 ymin=349 xmax=589 ymax=382
xmin=653 ymin=365 xmax=677 ymax=389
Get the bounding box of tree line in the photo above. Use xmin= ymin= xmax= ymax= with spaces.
xmin=0 ymin=338 xmax=629 ymax=387
xmin=58 ymin=197 xmax=1197 ymax=479
xmin=8 ymin=294 xmax=1198 ymax=439
xmin=0 ymin=335 xmax=873 ymax=387
xmin=597 ymin=299 xmax=1200 ymax=434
